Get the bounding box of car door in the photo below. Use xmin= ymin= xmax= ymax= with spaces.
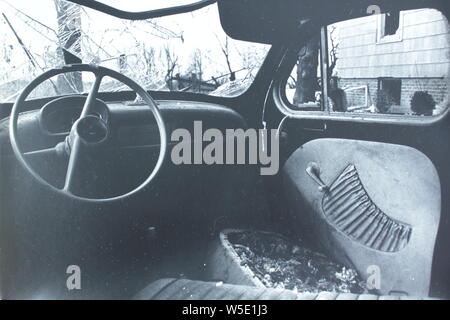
xmin=266 ymin=4 xmax=450 ymax=298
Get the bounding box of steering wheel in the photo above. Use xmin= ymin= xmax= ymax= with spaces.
xmin=9 ymin=64 xmax=167 ymax=203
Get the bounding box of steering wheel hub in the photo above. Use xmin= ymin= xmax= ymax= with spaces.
xmin=75 ymin=115 xmax=108 ymax=145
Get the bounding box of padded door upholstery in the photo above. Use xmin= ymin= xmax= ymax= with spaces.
xmin=282 ymin=139 xmax=441 ymax=297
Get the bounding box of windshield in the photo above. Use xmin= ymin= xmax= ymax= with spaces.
xmin=0 ymin=0 xmax=270 ymax=102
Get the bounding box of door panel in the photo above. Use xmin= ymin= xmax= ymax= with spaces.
xmin=275 ymin=115 xmax=450 ymax=297
xmin=283 ymin=138 xmax=441 ymax=296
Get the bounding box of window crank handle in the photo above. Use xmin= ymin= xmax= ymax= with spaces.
xmin=306 ymin=162 xmax=329 ymax=193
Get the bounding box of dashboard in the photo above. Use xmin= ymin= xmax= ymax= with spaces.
xmin=0 ymin=98 xmax=246 ymax=156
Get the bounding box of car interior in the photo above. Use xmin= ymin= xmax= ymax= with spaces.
xmin=0 ymin=0 xmax=449 ymax=300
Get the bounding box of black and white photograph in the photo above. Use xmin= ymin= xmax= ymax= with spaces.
xmin=0 ymin=0 xmax=449 ymax=307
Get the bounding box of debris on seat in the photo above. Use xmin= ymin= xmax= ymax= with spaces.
xmin=228 ymin=230 xmax=367 ymax=294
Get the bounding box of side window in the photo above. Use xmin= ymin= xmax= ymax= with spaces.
xmin=286 ymin=8 xmax=450 ymax=117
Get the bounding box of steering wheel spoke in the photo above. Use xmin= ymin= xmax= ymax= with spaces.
xmin=80 ymin=74 xmax=103 ymax=119
xmin=24 ymin=147 xmax=58 ymax=159
xmin=63 ymin=135 xmax=83 ymax=193
xmin=62 ymin=73 xmax=104 ymax=194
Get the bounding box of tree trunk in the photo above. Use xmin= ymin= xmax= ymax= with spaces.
xmin=293 ymin=34 xmax=320 ymax=106
xmin=54 ymin=0 xmax=82 ymax=93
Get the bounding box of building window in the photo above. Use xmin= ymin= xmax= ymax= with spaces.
xmin=377 ymin=11 xmax=403 ymax=43
xmin=377 ymin=78 xmax=402 ymax=112
xmin=384 ymin=12 xmax=400 ymax=36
